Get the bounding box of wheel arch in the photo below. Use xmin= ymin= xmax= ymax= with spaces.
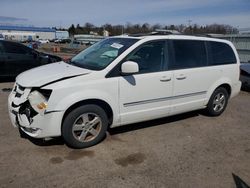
xmin=216 ymin=83 xmax=231 ymax=97
xmin=206 ymin=79 xmax=232 ymax=105
xmin=62 ymin=99 xmax=114 ymax=128
xmin=205 ymin=83 xmax=231 ymax=116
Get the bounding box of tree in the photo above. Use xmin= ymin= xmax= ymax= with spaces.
xmin=67 ymin=22 xmax=238 ymax=36
xmin=68 ymin=24 xmax=75 ymax=36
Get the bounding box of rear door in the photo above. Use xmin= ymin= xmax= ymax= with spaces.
xmin=169 ymin=39 xmax=221 ymax=114
xmin=2 ymin=41 xmax=40 ymax=76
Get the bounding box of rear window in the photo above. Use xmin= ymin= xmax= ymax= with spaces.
xmin=169 ymin=40 xmax=207 ymax=69
xmin=209 ymin=41 xmax=236 ymax=65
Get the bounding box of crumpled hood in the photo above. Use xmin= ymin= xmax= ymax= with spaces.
xmin=16 ymin=61 xmax=91 ymax=87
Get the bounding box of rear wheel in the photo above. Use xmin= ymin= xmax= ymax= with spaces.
xmin=206 ymin=87 xmax=229 ymax=116
xmin=62 ymin=105 xmax=108 ymax=149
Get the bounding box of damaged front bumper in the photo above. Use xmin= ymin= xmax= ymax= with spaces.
xmin=8 ymin=83 xmax=63 ymax=138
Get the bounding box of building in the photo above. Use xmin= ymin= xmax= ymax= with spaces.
xmin=0 ymin=25 xmax=56 ymax=41
xmin=55 ymin=30 xmax=69 ymax=39
xmin=1 ymin=32 xmax=36 ymax=42
xmin=74 ymin=34 xmax=105 ymax=44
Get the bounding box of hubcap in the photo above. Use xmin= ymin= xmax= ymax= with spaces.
xmin=212 ymin=92 xmax=226 ymax=112
xmin=72 ymin=113 xmax=102 ymax=142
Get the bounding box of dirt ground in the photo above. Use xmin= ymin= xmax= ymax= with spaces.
xmin=0 ymin=82 xmax=250 ymax=188
xmin=38 ymin=43 xmax=86 ymax=60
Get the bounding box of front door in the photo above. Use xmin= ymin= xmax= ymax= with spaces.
xmin=119 ymin=40 xmax=173 ymax=125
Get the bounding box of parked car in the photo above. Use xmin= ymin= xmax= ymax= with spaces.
xmin=8 ymin=35 xmax=241 ymax=148
xmin=49 ymin=39 xmax=56 ymax=43
xmin=38 ymin=39 xmax=50 ymax=44
xmin=73 ymin=40 xmax=81 ymax=44
xmin=27 ymin=41 xmax=40 ymax=49
xmin=240 ymin=62 xmax=250 ymax=90
xmin=0 ymin=33 xmax=4 ymax=40
xmin=55 ymin=38 xmax=71 ymax=44
xmin=0 ymin=40 xmax=62 ymax=78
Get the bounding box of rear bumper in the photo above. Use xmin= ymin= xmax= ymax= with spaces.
xmin=231 ymin=81 xmax=242 ymax=98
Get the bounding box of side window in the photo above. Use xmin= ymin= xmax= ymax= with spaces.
xmin=209 ymin=41 xmax=236 ymax=65
xmin=170 ymin=40 xmax=207 ymax=69
xmin=125 ymin=41 xmax=166 ymax=74
xmin=3 ymin=42 xmax=28 ymax=54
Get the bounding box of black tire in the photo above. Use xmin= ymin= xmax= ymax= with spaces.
xmin=62 ymin=104 xmax=108 ymax=149
xmin=206 ymin=87 xmax=229 ymax=116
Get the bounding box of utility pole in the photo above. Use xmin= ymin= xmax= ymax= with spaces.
xmin=188 ymin=19 xmax=192 ymax=34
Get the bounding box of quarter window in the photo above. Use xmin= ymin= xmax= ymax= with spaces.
xmin=209 ymin=41 xmax=236 ymax=65
xmin=170 ymin=40 xmax=207 ymax=69
xmin=125 ymin=41 xmax=166 ymax=74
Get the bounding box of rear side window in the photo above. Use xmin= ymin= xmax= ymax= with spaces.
xmin=3 ymin=42 xmax=28 ymax=54
xmin=169 ymin=40 xmax=207 ymax=70
xmin=209 ymin=41 xmax=236 ymax=65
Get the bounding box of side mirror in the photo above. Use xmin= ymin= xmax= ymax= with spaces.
xmin=121 ymin=61 xmax=139 ymax=75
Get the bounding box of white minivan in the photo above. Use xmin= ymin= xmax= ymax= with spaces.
xmin=8 ymin=34 xmax=241 ymax=148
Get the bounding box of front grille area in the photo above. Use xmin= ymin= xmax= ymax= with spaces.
xmin=11 ymin=102 xmax=19 ymax=108
xmin=18 ymin=85 xmax=25 ymax=91
xmin=11 ymin=110 xmax=18 ymax=116
xmin=13 ymin=85 xmax=17 ymax=92
xmin=15 ymin=92 xmax=22 ymax=98
xmin=9 ymin=82 xmax=36 ymax=129
xmin=19 ymin=101 xmax=38 ymax=121
xmin=13 ymin=83 xmax=26 ymax=99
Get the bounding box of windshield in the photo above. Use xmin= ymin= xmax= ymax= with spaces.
xmin=70 ymin=38 xmax=138 ymax=70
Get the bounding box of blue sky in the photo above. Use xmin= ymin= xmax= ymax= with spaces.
xmin=0 ymin=0 xmax=250 ymax=28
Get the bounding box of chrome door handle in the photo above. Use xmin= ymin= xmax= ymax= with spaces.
xmin=176 ymin=75 xmax=186 ymax=80
xmin=160 ymin=77 xmax=171 ymax=82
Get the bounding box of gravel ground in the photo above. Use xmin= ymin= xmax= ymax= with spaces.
xmin=0 ymin=82 xmax=250 ymax=188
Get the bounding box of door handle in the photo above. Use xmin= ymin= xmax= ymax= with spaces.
xmin=160 ymin=76 xmax=171 ymax=82
xmin=176 ymin=75 xmax=186 ymax=80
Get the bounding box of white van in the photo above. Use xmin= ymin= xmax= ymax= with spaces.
xmin=8 ymin=35 xmax=241 ymax=148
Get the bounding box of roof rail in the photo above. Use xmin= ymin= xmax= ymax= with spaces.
xmin=191 ymin=34 xmax=213 ymax=37
xmin=128 ymin=30 xmax=215 ymax=38
xmin=128 ymin=29 xmax=181 ymax=37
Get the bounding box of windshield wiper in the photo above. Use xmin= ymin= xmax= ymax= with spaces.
xmin=68 ymin=60 xmax=90 ymax=69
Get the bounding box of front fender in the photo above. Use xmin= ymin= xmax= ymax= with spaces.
xmin=46 ymin=89 xmax=120 ymax=125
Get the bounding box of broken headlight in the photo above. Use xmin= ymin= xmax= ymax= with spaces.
xmin=28 ymin=90 xmax=52 ymax=115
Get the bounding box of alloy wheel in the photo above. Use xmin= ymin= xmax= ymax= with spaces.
xmin=212 ymin=92 xmax=226 ymax=112
xmin=72 ymin=113 xmax=102 ymax=143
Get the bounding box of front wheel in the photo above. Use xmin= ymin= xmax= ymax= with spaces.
xmin=205 ymin=87 xmax=229 ymax=116
xmin=62 ymin=105 xmax=108 ymax=149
